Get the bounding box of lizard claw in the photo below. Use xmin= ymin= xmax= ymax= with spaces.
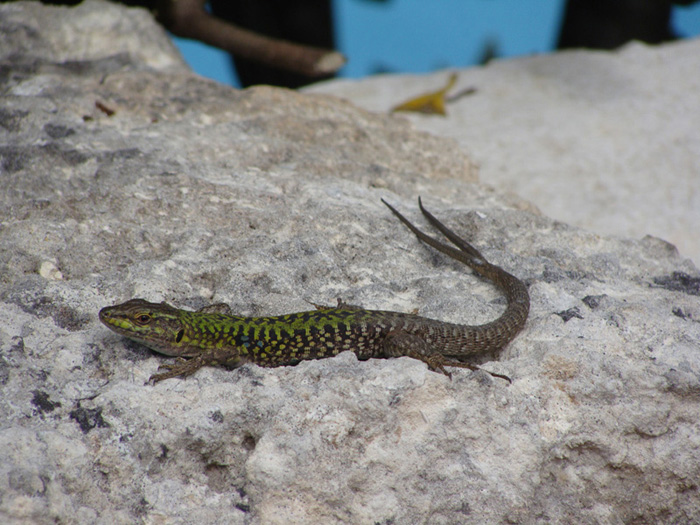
xmin=425 ymin=356 xmax=452 ymax=379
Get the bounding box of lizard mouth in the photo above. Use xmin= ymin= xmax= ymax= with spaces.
xmin=98 ymin=306 xmax=123 ymax=330
xmin=98 ymin=305 xmax=147 ymax=338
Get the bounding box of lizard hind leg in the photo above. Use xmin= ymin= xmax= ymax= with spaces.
xmin=440 ymin=357 xmax=512 ymax=383
xmin=382 ymin=331 xmax=511 ymax=383
xmin=382 ymin=330 xmax=453 ymax=378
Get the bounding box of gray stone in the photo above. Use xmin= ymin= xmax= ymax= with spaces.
xmin=0 ymin=0 xmax=186 ymax=71
xmin=1 ymin=2 xmax=699 ymax=524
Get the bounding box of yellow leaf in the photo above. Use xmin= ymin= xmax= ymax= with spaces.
xmin=391 ymin=73 xmax=458 ymax=116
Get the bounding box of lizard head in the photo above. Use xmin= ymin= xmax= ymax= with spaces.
xmin=99 ymin=298 xmax=198 ymax=357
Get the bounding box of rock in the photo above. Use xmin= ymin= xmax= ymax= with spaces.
xmin=306 ymin=38 xmax=700 ymax=266
xmin=1 ymin=1 xmax=699 ymax=524
xmin=0 ymin=0 xmax=186 ymax=71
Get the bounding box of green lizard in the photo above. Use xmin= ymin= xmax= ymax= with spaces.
xmin=99 ymin=199 xmax=529 ymax=383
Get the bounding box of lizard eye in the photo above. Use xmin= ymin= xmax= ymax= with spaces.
xmin=135 ymin=314 xmax=151 ymax=324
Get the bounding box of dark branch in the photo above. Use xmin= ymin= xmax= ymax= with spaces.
xmin=156 ymin=0 xmax=345 ymax=77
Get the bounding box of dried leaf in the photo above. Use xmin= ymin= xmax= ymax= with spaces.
xmin=391 ymin=73 xmax=458 ymax=116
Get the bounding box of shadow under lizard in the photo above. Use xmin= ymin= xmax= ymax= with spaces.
xmin=99 ymin=198 xmax=530 ymax=383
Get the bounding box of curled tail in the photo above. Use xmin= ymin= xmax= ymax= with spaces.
xmin=381 ymin=198 xmax=529 ymax=348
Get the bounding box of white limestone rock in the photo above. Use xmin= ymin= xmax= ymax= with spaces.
xmin=307 ymin=38 xmax=700 ymax=266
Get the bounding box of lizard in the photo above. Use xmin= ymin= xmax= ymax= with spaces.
xmin=99 ymin=198 xmax=530 ymax=384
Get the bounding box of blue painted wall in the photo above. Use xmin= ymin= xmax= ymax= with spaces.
xmin=174 ymin=1 xmax=700 ymax=87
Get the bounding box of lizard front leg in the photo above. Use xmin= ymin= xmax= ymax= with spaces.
xmin=149 ymin=355 xmax=206 ymax=384
xmin=311 ymin=298 xmax=365 ymax=311
xmin=149 ymin=347 xmax=244 ymax=384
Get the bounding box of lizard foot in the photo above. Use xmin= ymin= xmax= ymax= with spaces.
xmin=148 ymin=356 xmax=204 ymax=384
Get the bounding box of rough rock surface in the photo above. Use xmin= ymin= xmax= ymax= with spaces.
xmin=307 ymin=37 xmax=700 ymax=266
xmin=1 ymin=2 xmax=700 ymax=524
